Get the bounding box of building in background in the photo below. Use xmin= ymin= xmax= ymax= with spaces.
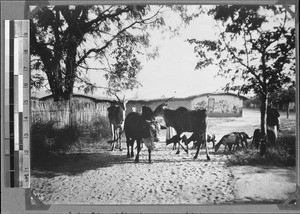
xmin=126 ymin=93 xmax=248 ymax=117
xmin=35 ymin=93 xmax=249 ymax=128
xmin=33 ymin=94 xmax=114 ymax=127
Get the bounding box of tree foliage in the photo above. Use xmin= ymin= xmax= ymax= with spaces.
xmin=270 ymin=83 xmax=295 ymax=105
xmin=30 ymin=5 xmax=186 ymax=101
xmin=188 ymin=5 xmax=295 ymax=155
xmin=188 ymin=5 xmax=295 ymax=96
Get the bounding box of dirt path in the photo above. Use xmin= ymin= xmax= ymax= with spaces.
xmin=31 ymin=109 xmax=296 ymax=205
xmin=31 ymin=146 xmax=234 ymax=204
xmin=31 ymin=144 xmax=296 ymax=205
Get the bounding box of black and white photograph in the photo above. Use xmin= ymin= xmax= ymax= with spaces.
xmin=29 ymin=3 xmax=297 ymax=205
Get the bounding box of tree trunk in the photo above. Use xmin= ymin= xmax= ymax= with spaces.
xmin=259 ymin=94 xmax=268 ymax=156
xmin=46 ymin=47 xmax=77 ymax=102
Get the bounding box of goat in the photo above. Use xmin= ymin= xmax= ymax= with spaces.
xmin=239 ymin=132 xmax=252 ymax=149
xmin=124 ymin=106 xmax=160 ymax=163
xmin=107 ymin=94 xmax=126 ymax=151
xmin=252 ymin=128 xmax=276 ymax=149
xmin=168 ymin=133 xmax=216 ymax=151
xmin=166 ymin=134 xmax=188 ymax=153
xmin=183 ymin=132 xmax=216 ymax=149
xmin=214 ymin=132 xmax=243 ymax=152
xmin=154 ymin=99 xmax=210 ymax=160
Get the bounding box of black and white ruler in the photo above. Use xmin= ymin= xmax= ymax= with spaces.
xmin=4 ymin=20 xmax=30 ymax=188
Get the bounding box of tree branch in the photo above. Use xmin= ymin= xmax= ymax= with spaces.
xmin=75 ymin=10 xmax=161 ymax=67
xmin=217 ymin=23 xmax=263 ymax=87
xmin=78 ymin=64 xmax=110 ymax=72
xmin=75 ymin=74 xmax=111 ymax=91
xmin=243 ymin=29 xmax=250 ymax=68
xmin=86 ymin=6 xmax=130 ymax=30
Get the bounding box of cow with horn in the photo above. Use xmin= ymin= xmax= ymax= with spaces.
xmin=154 ymin=97 xmax=210 ymax=160
xmin=107 ymin=94 xmax=127 ymax=151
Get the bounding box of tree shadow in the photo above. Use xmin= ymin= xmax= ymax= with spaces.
xmin=32 ymin=151 xmax=129 ymax=178
xmin=31 ymin=147 xmax=234 ymax=179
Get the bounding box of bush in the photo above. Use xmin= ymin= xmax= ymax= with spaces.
xmin=31 ymin=120 xmax=59 ymax=160
xmin=77 ymin=116 xmax=111 ymax=144
xmin=31 ymin=116 xmax=112 ymax=160
xmin=227 ymin=134 xmax=296 ymax=167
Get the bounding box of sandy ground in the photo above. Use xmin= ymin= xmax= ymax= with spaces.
xmin=31 ymin=109 xmax=297 ymax=205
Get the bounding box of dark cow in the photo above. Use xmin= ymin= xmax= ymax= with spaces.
xmin=107 ymin=95 xmax=126 ymax=151
xmin=124 ymin=106 xmax=160 ymax=163
xmin=252 ymin=128 xmax=276 ymax=149
xmin=154 ymin=99 xmax=210 ymax=160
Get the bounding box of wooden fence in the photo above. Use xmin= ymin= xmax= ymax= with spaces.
xmin=31 ymin=100 xmax=111 ymax=128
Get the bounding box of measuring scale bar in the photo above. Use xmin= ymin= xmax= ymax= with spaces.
xmin=4 ymin=20 xmax=30 ymax=188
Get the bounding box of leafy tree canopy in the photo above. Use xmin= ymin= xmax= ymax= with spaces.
xmin=188 ymin=5 xmax=295 ymax=155
xmin=188 ymin=5 xmax=295 ymax=98
xmin=30 ymin=5 xmax=193 ymax=101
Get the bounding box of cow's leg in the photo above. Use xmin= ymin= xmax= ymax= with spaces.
xmin=148 ymin=148 xmax=152 ymax=163
xmin=194 ymin=132 xmax=210 ymax=160
xmin=115 ymin=129 xmax=119 ymax=150
xmin=194 ymin=133 xmax=201 ymax=159
xmin=130 ymin=140 xmax=135 ymax=158
xmin=135 ymin=139 xmax=141 ymax=163
xmin=194 ymin=132 xmax=201 ymax=159
xmin=203 ymin=133 xmax=210 ymax=160
xmin=118 ymin=128 xmax=123 ymax=151
xmin=126 ymin=137 xmax=131 ymax=158
xmin=111 ymin=125 xmax=115 ymax=151
xmin=126 ymin=137 xmax=129 ymax=158
xmin=175 ymin=132 xmax=182 ymax=155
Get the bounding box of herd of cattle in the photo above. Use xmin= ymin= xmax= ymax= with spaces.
xmin=107 ymin=96 xmax=275 ymax=163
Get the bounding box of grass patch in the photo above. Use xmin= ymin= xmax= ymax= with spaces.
xmin=31 ymin=116 xmax=111 ymax=162
xmin=227 ymin=133 xmax=296 ymax=167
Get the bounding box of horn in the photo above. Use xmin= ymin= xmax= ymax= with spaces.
xmin=114 ymin=93 xmax=122 ymax=102
xmin=164 ymin=96 xmax=174 ymax=103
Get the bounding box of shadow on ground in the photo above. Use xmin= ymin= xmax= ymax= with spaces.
xmin=32 ymin=151 xmax=130 ymax=178
xmin=31 ymin=147 xmax=221 ymax=178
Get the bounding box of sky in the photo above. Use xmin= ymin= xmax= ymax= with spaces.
xmin=82 ymin=6 xmax=230 ymax=100
xmin=33 ymin=5 xmax=295 ymax=100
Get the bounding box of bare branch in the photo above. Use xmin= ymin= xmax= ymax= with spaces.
xmin=78 ymin=64 xmax=110 ymax=72
xmin=75 ymin=73 xmax=110 ymax=91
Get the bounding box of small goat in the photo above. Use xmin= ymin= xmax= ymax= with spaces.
xmin=214 ymin=132 xmax=242 ymax=152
